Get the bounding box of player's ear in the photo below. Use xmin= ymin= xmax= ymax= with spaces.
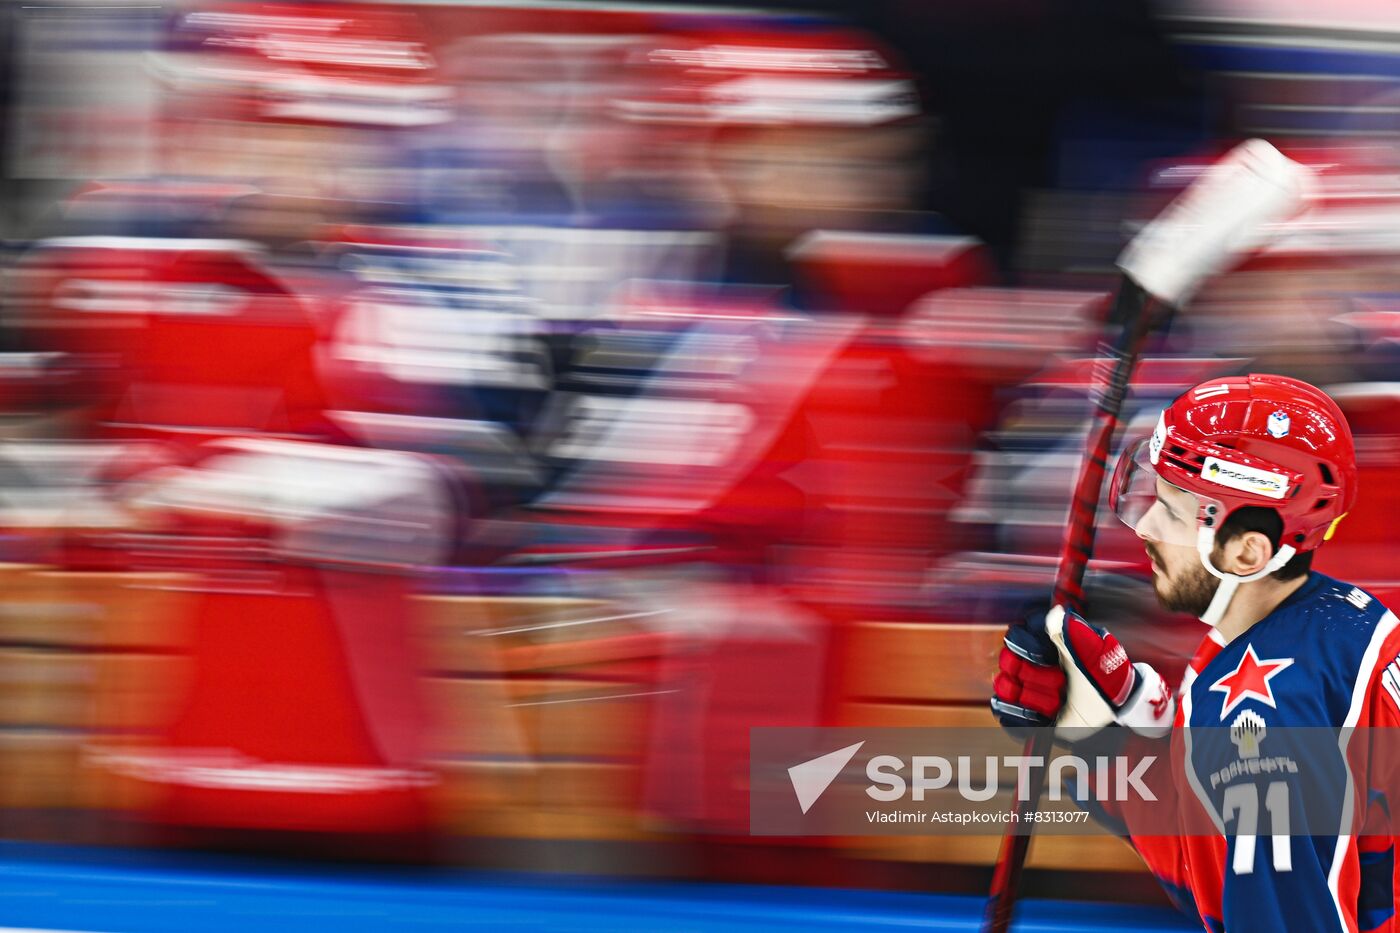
xmin=1217 ymin=530 xmax=1274 ymax=576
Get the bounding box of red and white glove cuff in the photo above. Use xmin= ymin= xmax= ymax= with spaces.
xmin=1114 ymin=662 xmax=1175 ymax=738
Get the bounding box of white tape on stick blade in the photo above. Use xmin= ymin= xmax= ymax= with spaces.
xmin=1117 ymin=139 xmax=1312 ymax=308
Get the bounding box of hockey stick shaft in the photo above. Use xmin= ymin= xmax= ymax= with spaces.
xmin=1052 ymin=283 xmax=1158 ymax=613
xmin=982 ymin=280 xmax=1161 ymax=933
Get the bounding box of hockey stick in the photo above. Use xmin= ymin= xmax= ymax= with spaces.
xmin=981 ymin=139 xmax=1312 ymax=933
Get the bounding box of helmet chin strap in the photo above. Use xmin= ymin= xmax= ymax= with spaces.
xmin=1195 ymin=526 xmax=1297 ymax=629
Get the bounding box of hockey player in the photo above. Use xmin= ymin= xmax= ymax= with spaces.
xmin=991 ymin=373 xmax=1400 ymax=932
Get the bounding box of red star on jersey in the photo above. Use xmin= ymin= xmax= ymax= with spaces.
xmin=1208 ymin=645 xmax=1295 ymax=720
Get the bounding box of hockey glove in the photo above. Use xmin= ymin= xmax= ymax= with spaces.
xmin=991 ymin=615 xmax=1067 ymax=730
xmin=1044 ymin=605 xmax=1174 ymax=737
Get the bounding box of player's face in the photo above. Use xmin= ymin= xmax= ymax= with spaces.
xmin=1136 ymin=478 xmax=1220 ymax=616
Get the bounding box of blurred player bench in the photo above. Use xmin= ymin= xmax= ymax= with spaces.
xmin=417 ymin=584 xmax=662 ymax=842
xmin=0 ymin=567 xmax=1143 ymax=874
xmin=0 ymin=567 xmax=192 ymax=822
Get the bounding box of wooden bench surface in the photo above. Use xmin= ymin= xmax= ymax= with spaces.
xmin=842 ymin=622 xmax=1002 ymax=703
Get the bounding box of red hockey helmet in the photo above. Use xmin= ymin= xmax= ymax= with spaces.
xmin=1111 ymin=374 xmax=1357 ymax=557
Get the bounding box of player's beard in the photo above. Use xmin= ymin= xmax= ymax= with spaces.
xmin=1146 ymin=542 xmax=1220 ymax=617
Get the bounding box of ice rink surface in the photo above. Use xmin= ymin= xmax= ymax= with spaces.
xmin=0 ymin=843 xmax=1196 ymax=932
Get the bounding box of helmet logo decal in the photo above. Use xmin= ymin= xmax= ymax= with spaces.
xmin=1201 ymin=456 xmax=1289 ymax=500
xmin=1149 ymin=411 xmax=1167 ymax=465
xmin=1267 ymin=410 xmax=1290 ymax=438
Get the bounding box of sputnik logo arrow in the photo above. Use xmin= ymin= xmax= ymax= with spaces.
xmin=788 ymin=741 xmax=864 ymax=814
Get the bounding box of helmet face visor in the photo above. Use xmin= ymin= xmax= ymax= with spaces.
xmin=1110 ymin=437 xmax=1221 ymax=547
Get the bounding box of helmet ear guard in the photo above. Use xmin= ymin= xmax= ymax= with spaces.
xmin=1195 ymin=523 xmax=1297 ymax=628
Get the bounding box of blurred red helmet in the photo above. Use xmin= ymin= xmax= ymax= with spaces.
xmin=617 ymin=26 xmax=919 ymax=130
xmin=1113 ymin=374 xmax=1356 ymax=556
xmin=161 ymin=2 xmax=450 ymax=128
